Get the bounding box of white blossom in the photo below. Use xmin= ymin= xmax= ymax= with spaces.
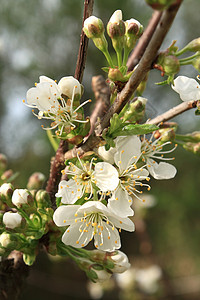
xmin=141 ymin=134 xmax=177 ymax=180
xmin=59 ymin=157 xmax=119 ymax=203
xmin=0 ymin=183 xmax=13 ymax=195
xmin=53 ymin=201 xmax=134 ymax=252
xmin=94 ymin=269 xmax=112 ymax=283
xmin=108 ymin=136 xmax=150 ymax=217
xmin=12 ymin=189 xmax=29 ymax=207
xmin=171 ymin=75 xmax=200 ymax=101
xmin=25 ymin=76 xmax=90 ymax=135
xmin=3 ymin=212 xmax=22 ymax=229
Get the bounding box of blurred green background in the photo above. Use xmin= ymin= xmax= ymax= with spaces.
xmin=0 ymin=0 xmax=200 ymax=299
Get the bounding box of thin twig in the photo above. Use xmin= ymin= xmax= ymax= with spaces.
xmin=127 ymin=10 xmax=162 ymax=71
xmin=147 ymin=100 xmax=198 ymax=125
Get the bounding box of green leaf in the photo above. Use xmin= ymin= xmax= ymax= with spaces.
xmin=112 ymin=124 xmax=159 ymax=137
xmin=101 ymin=67 xmax=110 ymax=73
xmin=119 ymin=65 xmax=128 ymax=76
xmin=195 ymin=108 xmax=200 ymax=115
xmin=56 ymin=197 xmax=62 ymax=207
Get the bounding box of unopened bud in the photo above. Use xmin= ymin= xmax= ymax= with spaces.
xmin=58 ymin=76 xmax=83 ymax=101
xmin=192 ymin=56 xmax=200 ymax=72
xmin=35 ymin=190 xmax=51 ymax=209
xmin=108 ymin=68 xmax=125 ymax=82
xmin=125 ymin=19 xmax=143 ymax=51
xmin=183 ymin=38 xmax=200 ymax=52
xmin=0 ymin=154 xmax=7 ymax=173
xmin=12 ymin=189 xmax=33 ymax=208
xmin=183 ymin=142 xmax=200 ymax=156
xmin=92 ymin=269 xmax=112 ymax=283
xmin=109 ymin=250 xmax=130 ymax=273
xmin=123 ymin=97 xmax=147 ymax=122
xmin=3 ymin=212 xmax=22 ymax=229
xmin=83 ymin=16 xmax=104 ymax=39
xmin=158 ymin=54 xmax=180 ymax=76
xmin=145 ymin=0 xmax=178 ymax=10
xmin=107 ymin=10 xmax=125 ymax=53
xmin=1 ymin=169 xmax=13 ymax=181
xmin=27 ymin=172 xmax=46 ymax=190
xmin=0 ymin=183 xmax=14 ymax=206
xmin=0 ymin=232 xmax=18 ymax=249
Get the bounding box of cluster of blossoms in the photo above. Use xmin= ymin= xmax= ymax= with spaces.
xmin=53 ymin=133 xmax=177 ymax=252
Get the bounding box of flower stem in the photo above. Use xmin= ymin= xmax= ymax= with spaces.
xmin=102 ymin=50 xmax=114 ymax=68
xmin=47 ymin=130 xmax=59 ymax=152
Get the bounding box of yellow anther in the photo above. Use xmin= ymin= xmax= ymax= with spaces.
xmin=115 ymin=197 xmax=118 ymax=201
xmin=81 ymin=244 xmax=85 ymax=247
xmin=118 ymin=161 xmax=122 ymax=164
xmin=115 ymin=240 xmax=118 ymax=244
xmin=128 ymin=199 xmax=132 ymax=203
xmin=67 ymin=229 xmax=70 ymax=233
xmin=76 ymin=241 xmax=79 ymax=244
xmin=133 ymin=156 xmax=137 ymax=159
xmin=119 ymin=228 xmax=121 ymax=232
xmin=74 ymin=213 xmax=78 ymax=217
xmin=108 ymin=236 xmax=110 ymax=240
xmin=75 ymin=219 xmax=77 ymax=223
xmin=100 ymin=243 xmax=103 ymax=246
xmin=112 ymin=226 xmax=115 ymax=231
xmin=107 ymin=221 xmax=109 ymax=225
xmin=63 ymin=220 xmax=66 ymax=223
xmin=121 ymin=150 xmax=124 ymax=154
xmin=143 ymin=199 xmax=146 ymax=203
xmin=79 ymin=229 xmax=82 ymax=232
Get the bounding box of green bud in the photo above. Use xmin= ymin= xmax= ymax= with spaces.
xmin=108 ymin=68 xmax=125 ymax=82
xmin=156 ymin=53 xmax=180 ymax=76
xmin=192 ymin=56 xmax=200 ymax=72
xmin=123 ymin=97 xmax=147 ymax=122
xmin=183 ymin=142 xmax=200 ymax=156
xmin=27 ymin=172 xmax=45 ymax=190
xmin=23 ymin=252 xmax=36 ymax=266
xmin=35 ymin=190 xmax=51 ymax=209
xmin=125 ymin=18 xmax=143 ymax=51
xmin=0 ymin=154 xmax=7 ymax=173
xmin=107 ymin=10 xmax=125 ymax=53
xmin=183 ymin=38 xmax=200 ymax=52
xmin=145 ymin=0 xmax=178 ymax=10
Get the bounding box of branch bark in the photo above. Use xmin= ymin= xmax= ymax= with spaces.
xmin=147 ymin=100 xmax=198 ymax=125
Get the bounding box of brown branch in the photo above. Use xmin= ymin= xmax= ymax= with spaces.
xmin=147 ymin=100 xmax=198 ymax=125
xmin=46 ymin=0 xmax=94 ymax=205
xmin=64 ymin=1 xmax=183 ymax=161
xmin=88 ymin=75 xmax=111 ymax=136
xmin=74 ymin=0 xmax=94 ymax=82
xmin=127 ymin=10 xmax=162 ymax=71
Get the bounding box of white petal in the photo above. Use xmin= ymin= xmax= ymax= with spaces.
xmin=53 ymin=205 xmax=80 ymax=226
xmin=114 ymin=135 xmax=141 ymax=171
xmin=97 ymin=146 xmax=116 ymax=164
xmin=62 ymin=222 xmax=93 ymax=248
xmin=94 ymin=162 xmax=119 ymax=192
xmin=109 ymin=214 xmax=135 ymax=232
xmin=78 ymin=200 xmax=108 ymax=215
xmin=39 ymin=76 xmax=55 ymax=84
xmin=108 ymin=188 xmax=134 ymax=217
xmin=56 ymin=179 xmax=82 ymax=204
xmin=94 ymin=222 xmax=121 ymax=251
xmin=147 ymin=160 xmax=177 ymax=180
xmin=109 ymin=10 xmax=122 ymax=23
xmin=58 ymin=76 xmax=81 ymax=98
xmin=172 ymin=76 xmax=200 ymax=101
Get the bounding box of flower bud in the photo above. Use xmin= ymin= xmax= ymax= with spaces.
xmin=183 ymin=38 xmax=200 ymax=52
xmin=109 ymin=250 xmax=130 ymax=273
xmin=123 ymin=97 xmax=147 ymax=122
xmin=183 ymin=142 xmax=200 ymax=156
xmin=58 ymin=76 xmax=83 ymax=101
xmin=3 ymin=212 xmax=22 ymax=229
xmin=1 ymin=169 xmax=13 ymax=181
xmin=35 ymin=190 xmax=51 ymax=209
xmin=0 ymin=183 xmax=14 ymax=206
xmin=154 ymin=128 xmax=176 ymax=142
xmin=12 ymin=189 xmax=33 ymax=208
xmin=192 ymin=56 xmax=200 ymax=72
xmin=125 ymin=19 xmax=143 ymax=51
xmin=83 ymin=16 xmax=105 ymax=39
xmin=93 ymin=269 xmax=112 ymax=283
xmin=27 ymin=172 xmax=45 ymax=190
xmin=159 ymin=54 xmax=180 ymax=76
xmin=108 ymin=68 xmax=125 ymax=82
xmin=145 ymin=0 xmax=177 ymax=10
xmin=107 ymin=10 xmax=125 ymax=53
xmin=0 ymin=154 xmax=7 ymax=173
